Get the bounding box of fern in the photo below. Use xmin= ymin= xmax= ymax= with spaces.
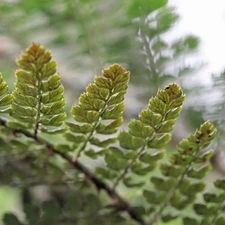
xmin=0 ymin=43 xmax=223 ymax=225
xmin=102 ymin=83 xmax=185 ymax=190
xmin=65 ymin=63 xmax=129 ymax=161
xmin=8 ymin=43 xmax=66 ymax=135
xmin=0 ymin=73 xmax=12 ymax=113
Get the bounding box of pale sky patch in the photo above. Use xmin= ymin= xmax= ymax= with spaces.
xmin=169 ymin=0 xmax=225 ymax=84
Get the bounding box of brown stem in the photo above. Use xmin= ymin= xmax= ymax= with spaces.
xmin=0 ymin=117 xmax=147 ymax=225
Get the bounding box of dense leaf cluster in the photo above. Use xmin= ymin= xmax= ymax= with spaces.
xmin=0 ymin=43 xmax=223 ymax=225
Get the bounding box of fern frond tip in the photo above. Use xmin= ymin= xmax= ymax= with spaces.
xmin=102 ymin=64 xmax=130 ymax=81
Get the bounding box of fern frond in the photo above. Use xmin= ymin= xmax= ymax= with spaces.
xmin=183 ymin=179 xmax=225 ymax=225
xmin=98 ymin=83 xmax=185 ymax=189
xmin=143 ymin=121 xmax=216 ymax=224
xmin=66 ymin=64 xmax=130 ymax=159
xmin=0 ymin=73 xmax=12 ymax=113
xmin=8 ymin=43 xmax=66 ymax=135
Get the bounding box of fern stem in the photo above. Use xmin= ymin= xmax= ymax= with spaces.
xmin=34 ymin=75 xmax=42 ymax=139
xmin=73 ymin=89 xmax=114 ymax=162
xmin=148 ymin=154 xmax=200 ymax=224
xmin=0 ymin=116 xmax=147 ymax=225
xmin=140 ymin=18 xmax=159 ymax=91
xmin=2 ymin=117 xmax=147 ymax=224
xmin=73 ymin=119 xmax=99 ymax=162
xmin=112 ymin=144 xmax=147 ymax=192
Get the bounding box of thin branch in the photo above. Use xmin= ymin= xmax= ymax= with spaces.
xmin=139 ymin=18 xmax=159 ymax=91
xmin=0 ymin=117 xmax=147 ymax=225
xmin=112 ymin=145 xmax=146 ymax=192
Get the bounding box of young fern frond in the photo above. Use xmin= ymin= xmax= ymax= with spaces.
xmin=66 ymin=64 xmax=130 ymax=160
xmin=0 ymin=73 xmax=12 ymax=113
xmin=183 ymin=179 xmax=225 ymax=225
xmin=8 ymin=43 xmax=66 ymax=135
xmin=144 ymin=121 xmax=216 ymax=224
xmin=96 ymin=83 xmax=185 ymax=189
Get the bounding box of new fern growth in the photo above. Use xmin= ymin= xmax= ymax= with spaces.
xmin=66 ymin=64 xmax=129 ymax=162
xmin=8 ymin=43 xmax=66 ymax=135
xmin=0 ymin=43 xmax=223 ymax=225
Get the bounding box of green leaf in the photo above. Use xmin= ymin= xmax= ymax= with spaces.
xmin=0 ymin=94 xmax=13 ymax=106
xmin=54 ymin=144 xmax=73 ymax=153
xmin=41 ymin=85 xmax=64 ymax=104
xmin=40 ymin=60 xmax=57 ymax=79
xmin=86 ymin=83 xmax=110 ymax=101
xmin=84 ymin=194 xmax=102 ymax=212
xmin=79 ymin=93 xmax=105 ymax=111
xmin=11 ymin=103 xmax=37 ymax=117
xmin=89 ymin=137 xmax=117 ymax=147
xmin=126 ymin=0 xmax=168 ymax=18
xmin=194 ymin=203 xmax=208 ymax=215
xmin=140 ymin=109 xmax=162 ymax=128
xmin=148 ymin=133 xmax=171 ymax=148
xmin=71 ymin=106 xmax=99 ymax=123
xmin=132 ymin=162 xmax=156 ymax=175
xmin=16 ymin=70 xmax=36 ymax=86
xmin=15 ymin=82 xmax=38 ymax=97
xmin=41 ymin=113 xmax=66 ymax=126
xmin=95 ymin=167 xmax=116 ymax=180
xmin=65 ymin=193 xmax=82 ymax=213
xmin=139 ymin=151 xmax=165 ymax=163
xmin=160 ymin=164 xmax=185 ymax=177
xmin=183 ymin=217 xmax=198 ymax=225
xmin=12 ymin=91 xmax=37 ymax=107
xmin=23 ymin=204 xmax=40 ymax=223
xmin=214 ymin=179 xmax=225 ymax=190
xmin=96 ymin=117 xmax=123 ymax=134
xmin=165 ymin=107 xmax=182 ymax=120
xmin=149 ymin=97 xmax=166 ymax=115
xmin=105 ymin=153 xmax=128 ymax=170
xmin=215 ymin=216 xmax=225 ymax=225
xmin=143 ymin=190 xmax=167 ymax=204
xmin=0 ymin=82 xmax=9 ymax=96
xmin=118 ymin=131 xmax=145 ymax=150
xmin=123 ymin=176 xmax=145 ymax=187
xmin=101 ymin=102 xmax=125 ymax=119
xmin=85 ymin=148 xmax=106 ymax=159
xmin=66 ymin=121 xmax=93 ymax=134
xmin=187 ymin=164 xmax=212 ymax=179
xmin=64 ymin=132 xmax=86 ymax=143
xmin=42 ymin=200 xmax=60 ymax=219
xmin=41 ymin=74 xmax=61 ymax=92
xmin=156 ymin=119 xmax=176 ymax=133
xmin=162 ymin=213 xmax=179 ymax=222
xmin=6 ymin=121 xmax=30 ymax=130
xmin=108 ymin=91 xmax=126 ymax=105
xmin=41 ymin=126 xmax=67 ymax=134
xmin=95 ymin=76 xmax=112 ymax=89
xmin=41 ymin=99 xmax=65 ymax=115
xmin=128 ymin=119 xmax=154 ymax=138
xmin=151 ymin=177 xmax=176 ymax=191
xmin=3 ymin=213 xmax=23 ymax=225
xmin=194 ymin=150 xmax=214 ymax=163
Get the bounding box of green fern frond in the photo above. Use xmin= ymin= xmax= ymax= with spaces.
xmin=183 ymin=179 xmax=225 ymax=225
xmin=8 ymin=43 xmax=66 ymax=135
xmin=99 ymin=83 xmax=185 ymax=189
xmin=66 ymin=64 xmax=130 ymax=159
xmin=144 ymin=121 xmax=216 ymax=224
xmin=0 ymin=73 xmax=12 ymax=113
